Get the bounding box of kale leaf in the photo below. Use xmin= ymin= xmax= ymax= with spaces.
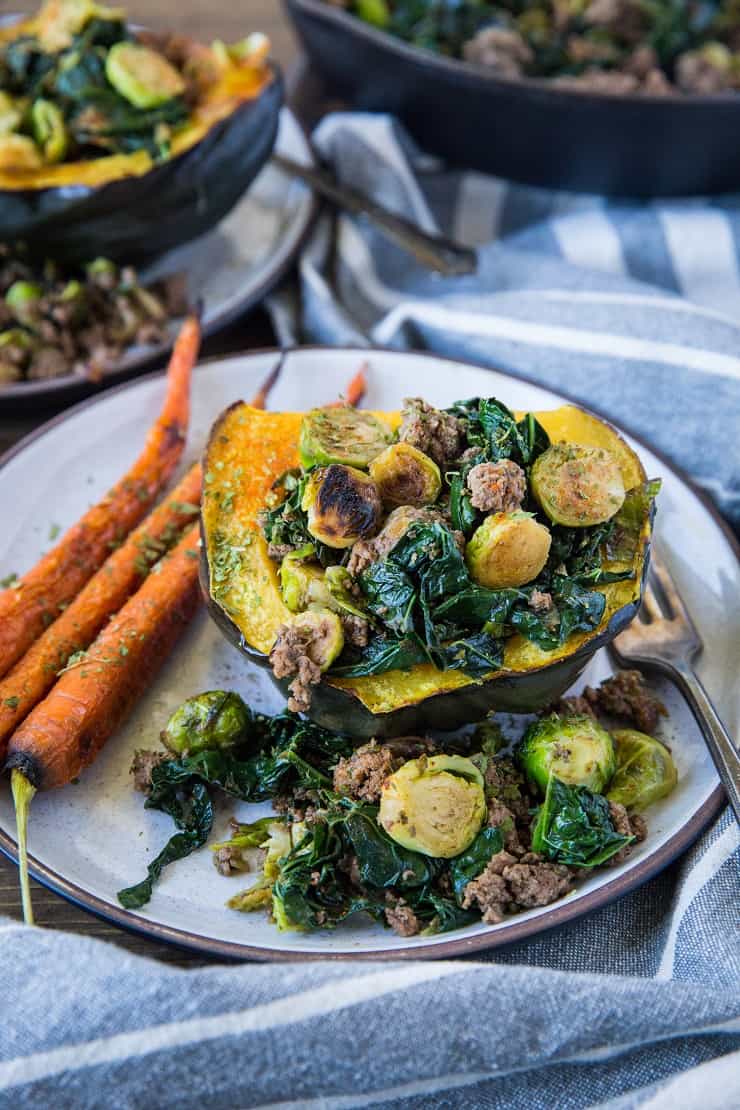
xmin=344 ymin=805 xmax=439 ymax=888
xmin=117 ymin=781 xmax=212 ymax=910
xmin=531 ymin=776 xmax=633 ymax=868
xmin=117 ymin=713 xmax=355 ymax=908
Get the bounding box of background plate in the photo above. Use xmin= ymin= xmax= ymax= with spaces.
xmin=0 ymin=348 xmax=735 ymax=959
xmin=0 ymin=107 xmax=317 ymax=411
xmin=286 ymin=0 xmax=740 ymax=196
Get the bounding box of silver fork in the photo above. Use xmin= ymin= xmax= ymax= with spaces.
xmin=609 ymin=550 xmax=740 ymax=824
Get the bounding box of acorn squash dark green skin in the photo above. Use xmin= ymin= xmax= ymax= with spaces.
xmin=200 ymin=545 xmax=650 ymax=739
xmin=0 ymin=66 xmax=283 ymax=265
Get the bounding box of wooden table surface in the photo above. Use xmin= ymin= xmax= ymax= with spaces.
xmin=0 ymin=0 xmax=305 ymax=967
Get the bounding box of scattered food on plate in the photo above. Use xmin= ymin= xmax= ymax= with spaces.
xmin=202 ymin=391 xmax=659 ymax=734
xmin=0 ymin=247 xmax=187 ymax=386
xmin=0 ymin=1 xmax=281 ymax=260
xmin=339 ymin=0 xmax=740 ymax=95
xmin=118 ymin=666 xmax=675 ymax=935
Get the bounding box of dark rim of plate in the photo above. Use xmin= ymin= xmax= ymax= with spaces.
xmin=0 ymin=345 xmax=734 ymax=961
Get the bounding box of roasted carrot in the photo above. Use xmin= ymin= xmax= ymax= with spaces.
xmin=6 ymin=364 xmax=284 ymax=922
xmin=343 ymin=362 xmax=368 ymax=407
xmin=0 ymin=465 xmax=202 ymax=752
xmin=6 ymin=523 xmax=202 ymax=791
xmin=0 ymin=313 xmax=200 ymax=681
xmin=250 ymin=353 xmax=285 ymax=411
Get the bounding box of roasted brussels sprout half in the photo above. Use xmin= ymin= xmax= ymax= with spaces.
xmin=531 ymin=443 xmax=626 ymax=527
xmin=466 ymin=511 xmax=551 ymax=589
xmin=161 ymin=690 xmax=250 ymax=756
xmin=105 ymin=42 xmax=186 ymax=109
xmin=299 ymin=405 xmax=393 ymax=469
xmin=368 ymin=442 xmax=442 ymax=508
xmin=324 ymin=565 xmax=369 ymax=620
xmin=301 ymin=464 xmax=382 ymax=549
xmin=279 ymin=544 xmax=333 ymax=612
xmin=518 ymin=713 xmax=617 ymax=794
xmin=277 ymin=609 xmax=345 ymax=671
xmin=31 ymin=99 xmax=68 ymax=163
xmin=379 ymin=754 xmax=486 ymax=858
xmin=607 ymin=729 xmax=677 ymax=811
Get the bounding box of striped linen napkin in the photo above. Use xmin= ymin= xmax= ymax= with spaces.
xmin=273 ymin=113 xmax=740 ymax=530
xmin=3 ymin=113 xmax=740 ymax=1109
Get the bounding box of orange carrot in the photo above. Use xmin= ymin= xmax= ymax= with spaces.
xmin=250 ymin=354 xmax=285 ymax=411
xmin=343 ymin=362 xmax=368 ymax=407
xmin=6 ymin=523 xmax=202 ymax=791
xmin=0 ymin=313 xmax=200 ymax=681
xmin=0 ymin=465 xmax=202 ymax=751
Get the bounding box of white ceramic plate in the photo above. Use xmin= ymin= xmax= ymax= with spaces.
xmin=2 ymin=107 xmax=317 ymax=409
xmin=0 ymin=349 xmax=736 ymax=960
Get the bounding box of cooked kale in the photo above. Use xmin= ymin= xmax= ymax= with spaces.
xmin=117 ymin=711 xmax=355 ymax=908
xmin=531 ymin=776 xmax=633 ymax=868
xmin=449 ymin=825 xmax=504 ymax=904
xmin=333 ymin=517 xmax=611 ymax=677
xmin=0 ymin=17 xmax=188 ymax=163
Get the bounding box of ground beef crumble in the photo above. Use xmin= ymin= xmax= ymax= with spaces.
xmin=462 ymin=847 xmax=573 ymax=923
xmin=529 ymin=588 xmax=554 ymax=614
xmin=399 ymin=397 xmax=466 ymax=468
xmin=340 ymin=613 xmax=370 ymax=648
xmin=130 ymin=749 xmax=169 ymax=793
xmin=607 ymin=801 xmax=648 ymax=866
xmin=555 ymin=670 xmax=667 ymax=734
xmin=269 ymin=624 xmax=324 ymax=713
xmin=466 ymin=459 xmax=527 ymax=513
xmin=384 ymin=893 xmax=422 ymax=937
xmin=333 ymin=740 xmax=404 ymax=804
xmin=585 ymin=669 xmax=667 ymax=734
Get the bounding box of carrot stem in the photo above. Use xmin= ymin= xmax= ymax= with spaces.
xmin=11 ymin=769 xmax=35 ymax=926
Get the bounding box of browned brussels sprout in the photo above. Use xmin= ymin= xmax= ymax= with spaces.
xmin=161 ymin=690 xmax=250 ymax=756
xmin=518 ymin=713 xmax=617 ymax=794
xmin=301 ymin=464 xmax=382 ymax=548
xmin=106 ymin=42 xmax=186 ymax=109
xmin=466 ymin=511 xmax=551 ymax=588
xmin=368 ymin=442 xmax=442 ymax=507
xmin=531 ymin=443 xmax=626 ymax=527
xmin=299 ymin=405 xmax=393 ymax=469
xmin=379 ymin=754 xmax=486 ymax=857
xmin=607 ymin=729 xmax=677 ymax=810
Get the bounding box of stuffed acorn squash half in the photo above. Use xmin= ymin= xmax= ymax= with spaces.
xmin=0 ymin=1 xmax=282 ymax=262
xmin=201 ymin=391 xmax=657 ymax=739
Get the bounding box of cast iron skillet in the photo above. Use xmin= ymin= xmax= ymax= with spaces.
xmin=286 ymin=0 xmax=740 ymax=196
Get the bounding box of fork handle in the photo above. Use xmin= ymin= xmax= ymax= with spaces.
xmin=671 ymin=663 xmax=740 ymax=825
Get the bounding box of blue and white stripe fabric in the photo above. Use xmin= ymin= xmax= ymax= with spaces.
xmin=4 ymin=112 xmax=740 ymax=1108
xmin=280 ymin=113 xmax=740 ymax=529
xmin=2 ymin=813 xmax=739 ymax=1108
xmin=2 ymin=815 xmax=739 ymax=1107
